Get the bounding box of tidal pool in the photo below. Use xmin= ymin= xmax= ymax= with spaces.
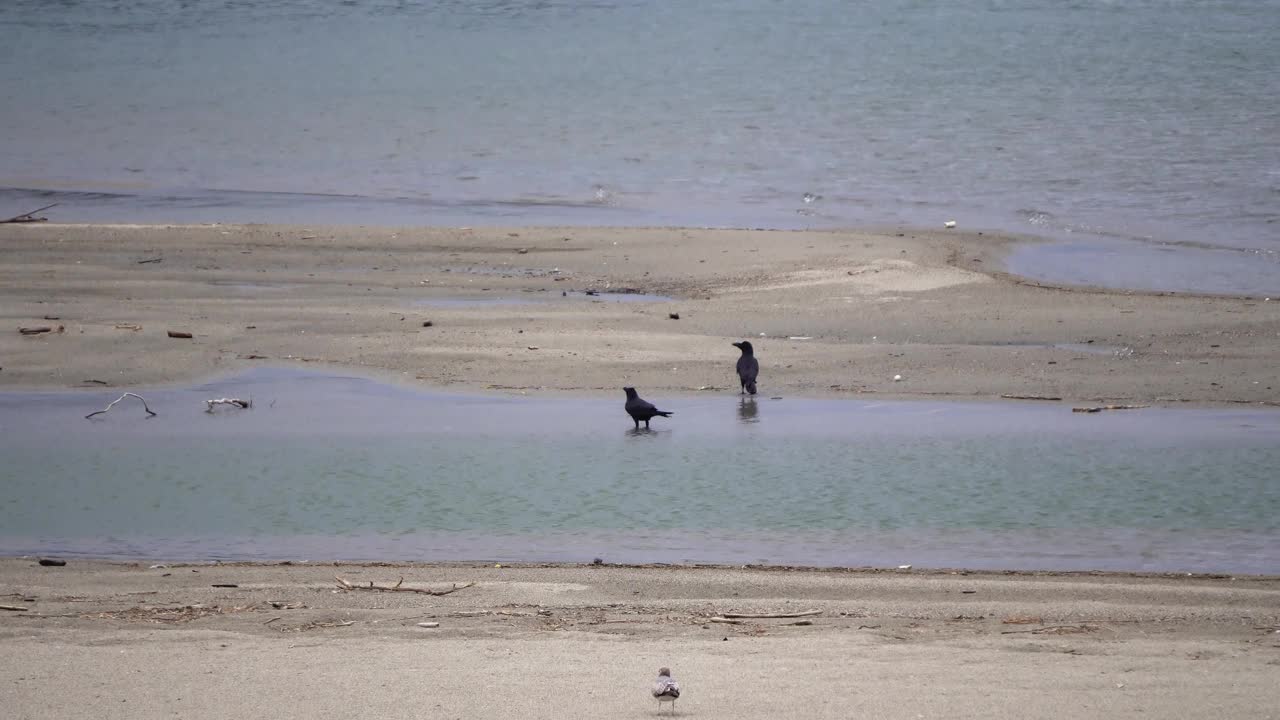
xmin=2 ymin=368 xmax=1277 ymax=573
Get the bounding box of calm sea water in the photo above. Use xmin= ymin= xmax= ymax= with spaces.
xmin=1 ymin=1 xmax=1278 ymax=292
xmin=1 ymin=369 xmax=1277 ymax=573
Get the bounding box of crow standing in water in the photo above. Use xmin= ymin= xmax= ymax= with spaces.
xmin=732 ymin=340 xmax=758 ymax=395
xmin=623 ymin=387 xmax=673 ymax=429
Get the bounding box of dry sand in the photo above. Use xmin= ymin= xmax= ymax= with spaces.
xmin=1 ymin=559 xmax=1277 ymax=719
xmin=2 ymin=223 xmax=1278 ymax=405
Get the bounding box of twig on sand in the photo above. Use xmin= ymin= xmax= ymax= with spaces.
xmin=85 ymin=392 xmax=158 ymax=419
xmin=1001 ymin=394 xmax=1063 ymax=401
xmin=721 ymin=609 xmax=822 ymax=619
xmin=0 ymin=604 xmax=30 ymax=612
xmin=709 ymin=616 xmax=744 ymax=624
xmin=19 ymin=325 xmax=63 ymax=335
xmin=206 ymin=397 xmax=252 ymax=412
xmin=1 ymin=203 xmax=58 ymax=223
xmin=275 ymin=619 xmax=356 ymax=632
xmin=1001 ymin=624 xmax=1100 ymax=635
xmin=1072 ymin=405 xmax=1148 ymax=413
xmin=334 ymin=576 xmax=475 ymax=596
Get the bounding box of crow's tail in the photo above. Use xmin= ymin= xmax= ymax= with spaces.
xmin=745 ymin=381 xmax=757 ymax=395
xmin=655 ymin=410 xmax=673 ymax=417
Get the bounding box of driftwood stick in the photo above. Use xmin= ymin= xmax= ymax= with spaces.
xmin=0 ymin=604 xmax=30 ymax=612
xmin=1000 ymin=624 xmax=1100 ymax=635
xmin=708 ymin=616 xmax=744 ymax=624
xmin=85 ymin=392 xmax=158 ymax=419
xmin=334 ymin=576 xmax=475 ymax=596
xmin=721 ymin=609 xmax=822 ymax=619
xmin=205 ymin=397 xmax=252 ymax=412
xmin=1 ymin=203 xmax=59 ymax=223
xmin=1072 ymin=405 xmax=1148 ymax=413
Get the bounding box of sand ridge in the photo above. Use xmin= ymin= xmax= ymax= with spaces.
xmin=1 ymin=223 xmax=1278 ymax=406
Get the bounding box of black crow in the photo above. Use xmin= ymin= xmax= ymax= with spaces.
xmin=652 ymin=667 xmax=680 ymax=713
xmin=623 ymin=387 xmax=672 ymax=429
xmin=732 ymin=340 xmax=758 ymax=395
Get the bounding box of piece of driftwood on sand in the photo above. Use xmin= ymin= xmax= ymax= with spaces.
xmin=1 ymin=203 xmax=58 ymax=224
xmin=334 ymin=576 xmax=475 ymax=596
xmin=721 ymin=609 xmax=823 ymax=619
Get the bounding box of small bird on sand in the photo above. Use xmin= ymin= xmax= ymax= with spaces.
xmin=732 ymin=340 xmax=759 ymax=395
xmin=624 ymin=387 xmax=673 ymax=429
xmin=652 ymin=667 xmax=681 ymax=713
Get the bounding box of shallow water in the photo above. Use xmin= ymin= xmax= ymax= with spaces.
xmin=2 ymin=368 xmax=1277 ymax=573
xmin=2 ymin=0 xmax=1278 ymax=294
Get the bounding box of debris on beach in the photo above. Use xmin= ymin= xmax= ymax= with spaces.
xmin=944 ymin=220 xmax=957 ymax=228
xmin=1072 ymin=404 xmax=1148 ymax=413
xmin=18 ymin=325 xmax=62 ymax=335
xmin=38 ymin=558 xmax=67 ymax=567
xmin=1 ymin=202 xmax=58 ymax=223
xmin=417 ymin=622 xmax=441 ymax=628
xmin=167 ymin=330 xmax=193 ymax=339
xmin=334 ymin=576 xmax=475 ymax=596
xmin=669 ymin=312 xmax=680 ymax=319
xmin=85 ymin=392 xmax=157 ymax=420
xmin=720 ymin=609 xmax=821 ymax=619
xmin=205 ymin=397 xmax=252 ymax=413
xmin=893 ymin=374 xmax=903 ymax=382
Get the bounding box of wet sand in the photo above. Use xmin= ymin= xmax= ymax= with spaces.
xmin=2 ymin=223 xmax=1278 ymax=405
xmin=1 ymin=559 xmax=1277 ymax=719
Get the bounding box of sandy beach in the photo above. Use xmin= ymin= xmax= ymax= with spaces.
xmin=1 ymin=559 xmax=1277 ymax=719
xmin=1 ymin=223 xmax=1278 ymax=406
xmin=4 ymin=225 xmax=1280 ymax=718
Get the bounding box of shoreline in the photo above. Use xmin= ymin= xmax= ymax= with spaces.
xmin=3 ymin=222 xmax=1278 ymax=406
xmin=9 ymin=556 xmax=1280 ymax=581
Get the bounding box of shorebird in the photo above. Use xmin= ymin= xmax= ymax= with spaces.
xmin=652 ymin=667 xmax=680 ymax=714
xmin=624 ymin=387 xmax=673 ymax=429
xmin=732 ymin=340 xmax=759 ymax=395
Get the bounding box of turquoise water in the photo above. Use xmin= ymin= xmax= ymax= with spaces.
xmin=2 ymin=369 xmax=1277 ymax=573
xmin=1 ymin=1 xmax=1278 ymax=293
